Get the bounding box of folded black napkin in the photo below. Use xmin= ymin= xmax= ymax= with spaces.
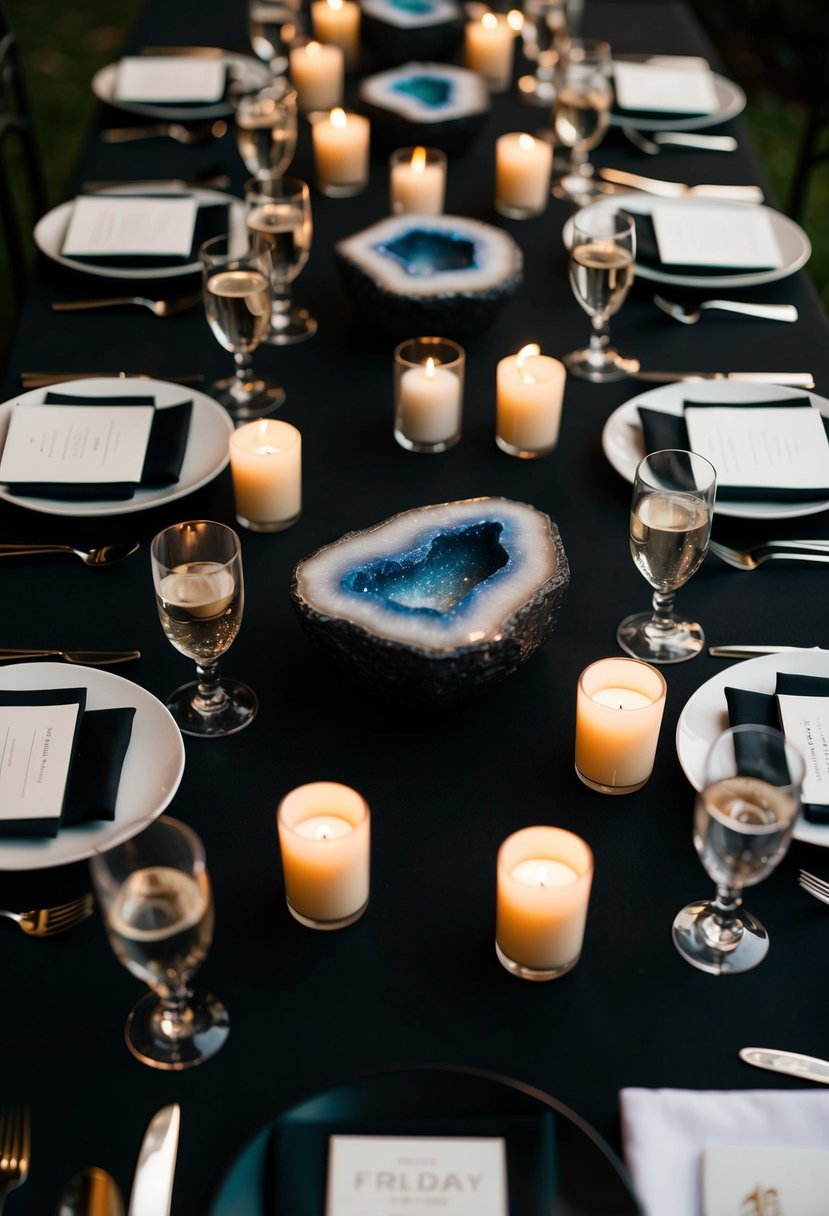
xmin=634 ymin=212 xmax=778 ymax=277
xmin=63 ymin=198 xmax=229 ymax=269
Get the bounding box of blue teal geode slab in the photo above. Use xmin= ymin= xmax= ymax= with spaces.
xmin=358 ymin=62 xmax=489 ymax=154
xmin=360 ymin=2 xmax=465 ymax=69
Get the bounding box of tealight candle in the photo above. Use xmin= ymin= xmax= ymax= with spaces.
xmin=311 ymin=0 xmax=361 ymax=69
xmin=289 ymin=40 xmax=344 ymax=113
xmin=575 ymin=657 xmax=667 ymax=794
xmin=465 ymin=12 xmax=515 ymax=93
xmin=229 ymin=418 xmax=301 ymax=533
xmin=277 ymin=781 xmax=370 ymax=929
xmin=496 ymin=343 xmax=565 ymax=458
xmin=495 ymin=132 xmax=553 ymax=219
xmin=393 ymin=336 xmax=465 ymax=453
xmin=311 ymin=107 xmax=370 ymax=196
xmin=496 ymin=826 xmax=593 ymax=980
xmin=389 ymin=146 xmax=447 ymax=216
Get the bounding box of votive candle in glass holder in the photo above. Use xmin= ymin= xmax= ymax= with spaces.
xmin=229 ymin=418 xmax=302 ymax=532
xmin=289 ymin=40 xmax=344 ymax=113
xmin=389 ymin=146 xmax=447 ymax=215
xmin=495 ymin=132 xmax=553 ymax=219
xmin=496 ymin=343 xmax=565 ymax=458
xmin=310 ymin=0 xmax=361 ymax=69
xmin=496 ymin=826 xmax=593 ymax=981
xmin=312 ymin=107 xmax=370 ymax=196
xmin=465 ymin=12 xmax=515 ymax=92
xmin=394 ymin=336 xmax=465 ymax=453
xmin=277 ymin=781 xmax=370 ymax=929
xmin=575 ymin=657 xmax=667 ymax=794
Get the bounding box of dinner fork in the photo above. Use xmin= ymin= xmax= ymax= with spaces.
xmin=622 ymin=127 xmax=738 ymax=155
xmin=0 ymin=894 xmax=94 ymax=938
xmin=799 ymin=870 xmax=829 ymax=906
xmin=52 ymin=293 xmax=202 ymax=317
xmin=101 ymin=119 xmax=226 ymax=144
xmin=708 ymin=539 xmax=829 ymax=570
xmin=654 ymin=295 xmax=798 ymax=324
xmin=0 ymin=1108 xmax=30 ymax=1212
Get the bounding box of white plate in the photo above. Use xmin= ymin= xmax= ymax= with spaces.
xmin=601 ymin=380 xmax=829 ymax=521
xmin=562 ymin=194 xmax=811 ymax=289
xmin=34 ymin=184 xmax=245 ymax=281
xmin=609 ymin=72 xmax=746 ymax=132
xmin=676 ymin=650 xmax=829 ymax=847
xmin=0 ymin=663 xmax=185 ymax=871
xmin=92 ymin=51 xmax=271 ymax=120
xmin=0 ymin=377 xmax=233 ymax=517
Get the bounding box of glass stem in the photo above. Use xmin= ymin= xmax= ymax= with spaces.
xmin=156 ymin=984 xmax=195 ymax=1042
xmin=649 ymin=588 xmax=676 ymax=633
xmin=191 ymin=661 xmax=229 ymax=717
xmin=589 ymin=313 xmax=610 ymax=355
xmin=270 ymin=279 xmax=293 ymax=328
xmin=701 ymin=884 xmax=744 ymax=952
xmin=231 ymin=351 xmax=254 ymax=401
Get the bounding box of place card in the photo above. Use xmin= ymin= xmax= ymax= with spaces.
xmin=777 ymin=692 xmax=829 ymax=810
xmin=114 ymin=55 xmax=227 ymax=104
xmin=62 ymin=196 xmax=198 ymax=259
xmin=0 ymin=402 xmax=155 ymax=487
xmin=0 ymin=690 xmax=86 ymax=835
xmin=684 ymin=404 xmax=829 ymax=493
xmin=703 ymin=1145 xmax=829 ymax=1216
xmin=651 ymin=203 xmax=783 ymax=269
xmin=613 ymin=59 xmax=718 ymax=114
xmin=326 ymin=1136 xmax=508 ymax=1216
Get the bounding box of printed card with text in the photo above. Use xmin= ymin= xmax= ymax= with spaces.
xmin=703 ymin=1145 xmax=829 ymax=1216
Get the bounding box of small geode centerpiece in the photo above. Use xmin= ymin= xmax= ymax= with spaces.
xmin=358 ymin=62 xmax=490 ymax=155
xmin=361 ymin=0 xmax=465 ymax=68
xmin=334 ymin=213 xmax=522 ymax=340
xmin=290 ymin=498 xmax=569 ymax=706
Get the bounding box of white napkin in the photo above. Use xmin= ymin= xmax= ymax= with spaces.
xmin=620 ymin=1088 xmax=829 ymax=1216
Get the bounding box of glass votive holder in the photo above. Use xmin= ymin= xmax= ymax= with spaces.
xmin=229 ymin=418 xmax=302 ymax=532
xmin=496 ymin=344 xmax=565 ymax=458
xmin=575 ymin=657 xmax=667 ymax=795
xmin=495 ymin=132 xmax=553 ymax=219
xmin=496 ymin=826 xmax=593 ymax=981
xmin=311 ymin=107 xmax=370 ymax=197
xmin=277 ymin=782 xmax=370 ymax=930
xmin=393 ymin=337 xmax=465 ymax=453
xmin=389 ymin=146 xmax=447 ymax=216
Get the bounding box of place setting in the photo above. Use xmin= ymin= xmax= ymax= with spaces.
xmin=91 ymin=47 xmax=272 ymax=122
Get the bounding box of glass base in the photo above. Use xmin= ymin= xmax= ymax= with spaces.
xmin=208 ymin=374 xmax=285 ymax=420
xmin=263 ymin=305 xmax=317 ymax=345
xmin=517 ymin=74 xmax=556 ymax=106
xmin=166 ymin=678 xmax=258 ymax=737
xmin=125 ymin=989 xmax=230 ymax=1070
xmin=575 ymin=763 xmax=648 ymax=795
xmin=495 ymin=940 xmax=580 ymax=981
xmin=672 ymin=900 xmax=769 ymax=975
xmin=495 ymin=198 xmax=547 ymax=220
xmin=551 ymin=168 xmax=607 ymax=203
xmin=287 ymin=897 xmax=368 ymax=931
xmin=496 ymin=435 xmax=555 ymax=459
xmin=617 ymin=611 xmax=704 ymax=664
xmin=235 ymin=511 xmax=300 ymax=533
xmin=564 ymin=345 xmax=633 ymax=382
xmin=316 ymin=179 xmax=367 ymax=198
xmin=394 ymin=428 xmax=460 ymax=454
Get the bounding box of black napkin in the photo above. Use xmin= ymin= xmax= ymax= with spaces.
xmin=62 ymin=707 xmax=136 ymax=827
xmin=635 ymin=212 xmax=778 ymax=277
xmin=63 ymin=198 xmax=229 ymax=269
xmin=0 ymin=688 xmax=86 ymax=837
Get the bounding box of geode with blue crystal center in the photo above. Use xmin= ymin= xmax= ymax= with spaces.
xmin=358 ymin=62 xmax=490 ymax=154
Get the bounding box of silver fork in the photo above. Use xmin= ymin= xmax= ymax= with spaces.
xmin=0 ymin=1108 xmax=30 ymax=1212
xmin=52 ymin=293 xmax=202 ymax=317
xmin=0 ymin=893 xmax=94 ymax=938
xmin=708 ymin=539 xmax=829 ymax=571
xmin=799 ymin=870 xmax=829 ymax=906
xmin=101 ymin=119 xmax=226 ymax=144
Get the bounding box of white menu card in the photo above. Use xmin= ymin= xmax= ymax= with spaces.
xmin=0 ymin=403 xmax=155 ymax=486
xmin=613 ymin=60 xmax=718 ymax=114
xmin=0 ymin=701 xmax=81 ymax=824
xmin=684 ymin=405 xmax=829 ymax=491
xmin=114 ymin=56 xmax=227 ymax=103
xmin=704 ymin=1145 xmax=829 ymax=1216
xmin=326 ymin=1136 xmax=508 ymax=1216
xmin=651 ymin=203 xmax=784 ymax=269
xmin=62 ymin=196 xmax=198 ymax=258
xmin=777 ymin=693 xmax=829 ymax=808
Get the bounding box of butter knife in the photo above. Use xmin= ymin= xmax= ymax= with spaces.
xmin=598 ymin=167 xmax=763 ymax=202
xmin=709 ymin=644 xmax=824 ymax=658
xmin=0 ymin=649 xmax=140 ymax=666
xmin=626 ymin=369 xmax=815 ymax=388
xmin=129 ymin=1104 xmax=180 ymax=1216
xmin=740 ymin=1047 xmax=829 ymax=1085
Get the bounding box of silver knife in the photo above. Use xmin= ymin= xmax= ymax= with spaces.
xmin=740 ymin=1047 xmax=829 ymax=1085
xmin=598 ymin=167 xmax=763 ymax=202
xmin=20 ymin=372 xmax=204 ymax=387
xmin=128 ymin=1104 xmax=180 ymax=1216
xmin=626 ymin=369 xmax=815 ymax=388
xmin=0 ymin=649 xmax=141 ymax=666
xmin=709 ymin=644 xmax=824 ymax=658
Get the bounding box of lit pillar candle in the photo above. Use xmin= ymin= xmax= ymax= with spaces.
xmin=393 ymin=336 xmax=465 ymax=453
xmin=229 ymin=418 xmax=301 ymax=533
xmin=289 ymin=40 xmax=344 ymax=113
xmin=496 ymin=826 xmax=593 ymax=980
xmin=465 ymin=12 xmax=515 ymax=93
xmin=575 ymin=657 xmax=667 ymax=794
xmin=389 ymin=145 xmax=447 ymax=216
xmin=495 ymin=132 xmax=553 ymax=219
xmin=311 ymin=107 xmax=370 ymax=196
xmin=496 ymin=343 xmax=565 ymax=458
xmin=277 ymin=781 xmax=370 ymax=929
xmin=310 ymin=0 xmax=361 ymax=69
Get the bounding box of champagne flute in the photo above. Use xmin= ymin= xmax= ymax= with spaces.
xmin=248 ymin=0 xmax=305 ymax=74
xmin=617 ymin=449 xmax=716 ymax=664
xmin=90 ymin=815 xmax=229 ymax=1070
xmin=245 ymin=175 xmax=316 ymax=344
xmin=235 ymin=81 xmax=298 ymax=180
xmin=151 ymin=520 xmax=257 ymax=737
xmin=551 ymin=37 xmax=613 ymax=201
xmin=565 ymin=207 xmax=635 ymax=381
xmin=518 ymin=0 xmax=570 ymax=108
xmin=673 ymin=726 xmax=804 ymax=975
xmin=200 ymin=233 xmax=285 ymax=419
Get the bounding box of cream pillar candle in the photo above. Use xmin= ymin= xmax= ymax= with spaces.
xmin=496 ymin=343 xmax=565 ymax=458
xmin=575 ymin=657 xmax=667 ymax=794
xmin=496 ymin=826 xmax=593 ymax=980
xmin=311 ymin=0 xmax=361 ymax=69
xmin=289 ymin=40 xmax=344 ymax=112
xmin=311 ymin=107 xmax=370 ymax=196
xmin=229 ymin=418 xmax=301 ymax=532
xmin=277 ymin=781 xmax=370 ymax=929
xmin=389 ymin=146 xmax=447 ymax=215
xmin=465 ymin=13 xmax=515 ymax=93
xmin=393 ymin=336 xmax=465 ymax=452
xmin=495 ymin=132 xmax=553 ymax=218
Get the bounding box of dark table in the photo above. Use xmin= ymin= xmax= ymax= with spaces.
xmin=2 ymin=0 xmax=829 ymax=1211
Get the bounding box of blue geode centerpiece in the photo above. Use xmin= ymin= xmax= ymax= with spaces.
xmin=361 ymin=0 xmax=465 ymax=67
xmin=290 ymin=498 xmax=569 ymax=705
xmin=358 ymin=62 xmax=490 ymax=154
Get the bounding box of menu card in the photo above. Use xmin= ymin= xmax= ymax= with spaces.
xmin=114 ymin=56 xmax=227 ymax=104
xmin=0 ymin=689 xmax=86 ymax=836
xmin=684 ymin=403 xmax=829 ymax=495
xmin=703 ymin=1146 xmax=829 ymax=1216
xmin=62 ymin=196 xmax=199 ymax=259
xmin=777 ymin=688 xmax=829 ymax=812
xmin=651 ymin=203 xmax=783 ymax=270
xmin=613 ymin=60 xmax=718 ymax=115
xmin=0 ymin=401 xmax=155 ymax=487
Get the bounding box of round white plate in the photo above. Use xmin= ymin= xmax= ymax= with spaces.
xmin=92 ymin=52 xmax=271 ymax=120
xmin=601 ymin=380 xmax=829 ymax=521
xmin=0 ymin=663 xmax=185 ymax=871
xmin=562 ymin=193 xmax=811 ymax=289
xmin=676 ymin=650 xmax=829 ymax=847
xmin=34 ymin=184 xmax=246 ymax=281
xmin=0 ymin=377 xmax=233 ymax=518
xmin=609 ymin=73 xmax=746 ymax=132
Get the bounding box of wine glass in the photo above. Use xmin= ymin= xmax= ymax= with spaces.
xmin=245 ymin=175 xmax=316 ymax=344
xmin=551 ymin=37 xmax=613 ymax=201
xmin=565 ymin=207 xmax=635 ymax=381
xmin=518 ymin=0 xmax=569 ymax=108
xmin=617 ymin=449 xmax=716 ymax=664
xmin=90 ymin=815 xmax=229 ymax=1070
xmin=248 ymin=0 xmax=304 ymax=75
xmin=199 ymin=233 xmax=285 ymax=419
xmin=672 ymin=726 xmax=804 ymax=975
xmin=234 ymin=81 xmax=298 ymax=180
xmin=150 ymin=520 xmax=258 ymax=737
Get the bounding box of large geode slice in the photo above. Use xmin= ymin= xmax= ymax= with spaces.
xmin=334 ymin=213 xmax=522 ymax=340
xmin=358 ymin=62 xmax=490 ymax=154
xmin=361 ymin=0 xmax=465 ymax=67
xmin=290 ymin=498 xmax=569 ymax=705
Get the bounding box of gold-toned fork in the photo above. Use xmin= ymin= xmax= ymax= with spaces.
xmin=799 ymin=870 xmax=829 ymax=906
xmin=0 ymin=1108 xmax=30 ymax=1212
xmin=0 ymin=894 xmax=94 ymax=937
xmin=52 ymin=292 xmax=202 ymax=317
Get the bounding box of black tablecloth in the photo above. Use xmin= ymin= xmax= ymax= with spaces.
xmin=2 ymin=1 xmax=829 ymax=1211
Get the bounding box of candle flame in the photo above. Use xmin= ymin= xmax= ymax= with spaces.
xmin=482 ymin=11 xmax=498 ymax=29
xmin=518 ymin=133 xmax=536 ymax=153
xmin=307 ymin=39 xmax=321 ymax=55
xmin=424 ymin=356 xmax=436 ymax=379
xmin=507 ymin=8 xmax=524 ymax=31
xmin=331 ymin=106 xmax=347 ymax=128
xmin=411 ymin=145 xmax=427 ymax=173
xmin=257 ymin=418 xmax=270 ymax=443
xmin=328 ymin=0 xmax=344 ymax=9
xmin=516 ymin=342 xmax=540 ymax=383
xmin=535 ymin=865 xmax=549 ymax=887
xmin=314 ymin=823 xmax=333 ymax=840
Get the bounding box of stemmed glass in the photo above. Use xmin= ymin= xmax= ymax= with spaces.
xmin=551 ymin=37 xmax=613 ymax=201
xmin=248 ymin=0 xmax=304 ymax=75
xmin=617 ymin=449 xmax=716 ymax=664
xmin=199 ymin=233 xmax=285 ymax=419
xmin=245 ymin=175 xmax=316 ymax=344
xmin=673 ymin=726 xmax=804 ymax=975
xmin=90 ymin=815 xmax=229 ymax=1069
xmin=565 ymin=208 xmax=635 ymax=381
xmin=518 ymin=0 xmax=569 ymax=108
xmin=151 ymin=520 xmax=258 ymax=737
xmin=234 ymin=81 xmax=298 ymax=180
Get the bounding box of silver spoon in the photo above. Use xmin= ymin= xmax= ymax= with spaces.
xmin=0 ymin=541 xmax=139 ymax=567
xmin=654 ymin=295 xmax=799 ymax=324
xmin=56 ymin=1167 xmax=125 ymax=1216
